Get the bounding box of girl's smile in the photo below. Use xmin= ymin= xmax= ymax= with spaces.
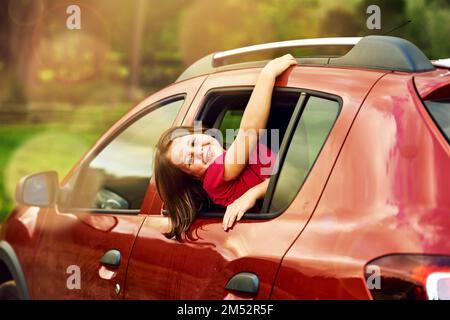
xmin=168 ymin=133 xmax=224 ymax=177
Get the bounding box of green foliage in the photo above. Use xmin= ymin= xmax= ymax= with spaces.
xmin=318 ymin=6 xmax=364 ymax=37
xmin=404 ymin=0 xmax=450 ymax=59
xmin=1 ymin=0 xmax=449 ymax=222
xmin=0 ymin=103 xmax=129 ymax=222
xmin=0 ymin=124 xmax=46 ymax=221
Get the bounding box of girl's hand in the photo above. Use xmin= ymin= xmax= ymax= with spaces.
xmin=223 ymin=190 xmax=258 ymax=231
xmin=222 ymin=179 xmax=269 ymax=231
xmin=262 ymin=54 xmax=298 ymax=78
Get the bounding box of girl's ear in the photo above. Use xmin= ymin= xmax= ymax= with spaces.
xmin=161 ymin=203 xmax=168 ymax=216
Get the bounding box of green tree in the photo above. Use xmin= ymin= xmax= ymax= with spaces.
xmin=318 ymin=6 xmax=363 ymax=37
xmin=405 ymin=0 xmax=450 ymax=59
xmin=1 ymin=0 xmax=44 ymax=117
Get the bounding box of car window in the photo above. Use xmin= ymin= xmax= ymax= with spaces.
xmin=219 ymin=109 xmax=243 ymax=139
xmin=424 ymin=99 xmax=450 ymax=142
xmin=66 ymin=98 xmax=184 ymax=212
xmin=205 ymin=89 xmax=300 ymax=151
xmin=194 ymin=89 xmax=301 ymax=215
xmin=269 ymin=96 xmax=340 ymax=212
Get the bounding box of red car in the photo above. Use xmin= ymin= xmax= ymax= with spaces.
xmin=1 ymin=36 xmax=450 ymax=300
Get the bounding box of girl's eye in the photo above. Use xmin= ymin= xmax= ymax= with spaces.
xmin=191 ymin=137 xmax=196 ymax=147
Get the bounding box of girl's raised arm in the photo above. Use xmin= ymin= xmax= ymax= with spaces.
xmin=223 ymin=54 xmax=297 ymax=181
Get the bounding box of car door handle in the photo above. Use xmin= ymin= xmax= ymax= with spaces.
xmin=225 ymin=272 xmax=259 ymax=294
xmin=100 ymin=249 xmax=121 ymax=268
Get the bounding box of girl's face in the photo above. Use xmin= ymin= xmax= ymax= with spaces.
xmin=168 ymin=133 xmax=224 ymax=177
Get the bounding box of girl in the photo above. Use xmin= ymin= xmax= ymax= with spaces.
xmin=155 ymin=54 xmax=297 ymax=240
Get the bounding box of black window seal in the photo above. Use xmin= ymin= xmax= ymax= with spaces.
xmin=261 ymin=92 xmax=308 ymax=213
xmin=196 ymin=88 xmax=342 ymax=220
xmin=57 ymin=94 xmax=187 ymax=216
xmin=263 ymin=92 xmax=342 ymax=217
xmin=195 ymin=87 xmax=302 ymax=123
xmin=424 ymin=98 xmax=450 ymax=146
xmin=195 ymin=87 xmax=254 ymax=122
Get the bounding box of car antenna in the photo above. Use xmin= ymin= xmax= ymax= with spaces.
xmin=362 ymin=20 xmax=411 ymax=37
xmin=382 ymin=19 xmax=412 ymax=35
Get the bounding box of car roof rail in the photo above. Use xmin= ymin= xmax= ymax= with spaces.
xmin=212 ymin=37 xmax=362 ymax=67
xmin=432 ymin=58 xmax=450 ymax=69
xmin=176 ymin=36 xmax=435 ymax=82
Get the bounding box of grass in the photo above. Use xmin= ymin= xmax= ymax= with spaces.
xmin=0 ymin=103 xmax=129 ymax=222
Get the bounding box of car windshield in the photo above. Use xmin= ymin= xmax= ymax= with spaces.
xmin=424 ymin=98 xmax=450 ymax=141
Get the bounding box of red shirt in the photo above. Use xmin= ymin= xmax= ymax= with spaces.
xmin=201 ymin=143 xmax=277 ymax=206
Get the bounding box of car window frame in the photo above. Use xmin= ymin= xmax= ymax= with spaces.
xmin=423 ymin=98 xmax=450 ymax=145
xmin=263 ymin=92 xmax=342 ymax=215
xmin=196 ymin=86 xmax=301 ymax=125
xmin=58 ymin=94 xmax=187 ymax=215
xmin=194 ymin=87 xmax=342 ymax=220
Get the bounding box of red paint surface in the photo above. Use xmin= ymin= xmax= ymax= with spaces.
xmin=3 ymin=65 xmax=450 ymax=299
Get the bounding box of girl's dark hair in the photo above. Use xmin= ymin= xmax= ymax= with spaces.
xmin=154 ymin=126 xmax=210 ymax=241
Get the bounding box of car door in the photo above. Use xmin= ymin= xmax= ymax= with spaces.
xmin=30 ymin=76 xmax=206 ymax=299
xmin=125 ymin=66 xmax=384 ymax=299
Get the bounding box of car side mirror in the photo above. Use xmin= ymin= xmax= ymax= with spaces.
xmin=15 ymin=171 xmax=59 ymax=207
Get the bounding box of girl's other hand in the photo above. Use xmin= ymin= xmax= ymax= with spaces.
xmin=222 ymin=190 xmax=258 ymax=231
xmin=262 ymin=54 xmax=298 ymax=78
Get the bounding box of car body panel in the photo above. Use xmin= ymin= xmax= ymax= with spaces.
xmin=414 ymin=68 xmax=450 ymax=99
xmin=272 ymin=73 xmax=450 ymax=299
xmin=2 ymin=76 xmax=207 ymax=299
xmin=125 ymin=66 xmax=387 ymax=299
xmin=3 ymin=59 xmax=449 ymax=300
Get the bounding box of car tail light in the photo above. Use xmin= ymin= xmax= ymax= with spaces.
xmin=364 ymin=255 xmax=450 ymax=300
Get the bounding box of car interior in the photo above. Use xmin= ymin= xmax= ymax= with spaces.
xmin=62 ymin=89 xmax=301 ymax=215
xmin=196 ymin=88 xmax=302 ymax=214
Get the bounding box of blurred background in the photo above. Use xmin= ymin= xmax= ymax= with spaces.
xmin=0 ymin=0 xmax=449 ymax=222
